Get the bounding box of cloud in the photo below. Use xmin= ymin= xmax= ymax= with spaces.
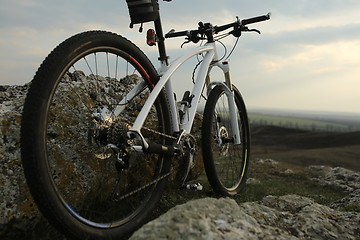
xmin=0 ymin=0 xmax=359 ymax=113
xmin=236 ymin=36 xmax=360 ymax=113
xmin=271 ymin=23 xmax=360 ymax=47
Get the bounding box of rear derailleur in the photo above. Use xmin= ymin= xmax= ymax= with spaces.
xmin=176 ymin=133 xmax=203 ymax=191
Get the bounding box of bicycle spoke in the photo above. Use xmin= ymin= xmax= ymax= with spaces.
xmin=106 ymin=52 xmax=110 ymax=78
xmin=38 ymin=45 xmax=171 ymax=227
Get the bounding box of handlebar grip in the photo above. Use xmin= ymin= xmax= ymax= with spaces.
xmin=165 ymin=30 xmax=189 ymax=38
xmin=242 ymin=13 xmax=271 ymax=25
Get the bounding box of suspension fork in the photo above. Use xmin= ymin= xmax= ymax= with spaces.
xmin=209 ymin=61 xmax=241 ymax=145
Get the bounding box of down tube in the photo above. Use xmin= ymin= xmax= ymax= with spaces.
xmin=130 ymin=45 xmax=215 ymax=135
xmin=181 ymin=51 xmax=215 ymax=134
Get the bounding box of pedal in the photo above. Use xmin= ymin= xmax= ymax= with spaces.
xmin=180 ymin=183 xmax=203 ymax=191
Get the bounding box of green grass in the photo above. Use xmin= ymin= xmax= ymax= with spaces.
xmin=154 ymin=157 xmax=349 ymax=217
xmin=340 ymin=204 xmax=360 ymax=212
xmin=234 ymin=160 xmax=348 ymax=206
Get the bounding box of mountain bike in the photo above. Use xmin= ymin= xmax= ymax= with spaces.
xmin=21 ymin=0 xmax=270 ymax=239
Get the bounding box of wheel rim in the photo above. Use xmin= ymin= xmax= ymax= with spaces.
xmin=45 ymin=48 xmax=166 ymax=228
xmin=211 ymin=90 xmax=247 ymax=191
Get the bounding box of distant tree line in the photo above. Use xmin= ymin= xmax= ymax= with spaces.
xmin=250 ymin=119 xmax=360 ymax=132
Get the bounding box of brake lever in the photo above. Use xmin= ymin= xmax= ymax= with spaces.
xmin=181 ymin=39 xmax=191 ymax=48
xmin=181 ymin=37 xmax=203 ymax=48
xmin=181 ymin=34 xmax=203 ymax=48
xmin=247 ymin=28 xmax=261 ymax=34
xmin=230 ymin=25 xmax=261 ymax=37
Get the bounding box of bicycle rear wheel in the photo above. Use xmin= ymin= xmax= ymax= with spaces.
xmin=202 ymin=84 xmax=250 ymax=196
xmin=21 ymin=31 xmax=171 ymax=239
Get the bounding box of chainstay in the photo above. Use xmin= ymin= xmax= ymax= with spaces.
xmin=117 ymin=116 xmax=177 ymax=141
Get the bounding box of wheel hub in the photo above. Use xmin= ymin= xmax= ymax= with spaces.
xmin=217 ymin=126 xmax=229 ymax=155
xmin=88 ymin=112 xmax=132 ymax=167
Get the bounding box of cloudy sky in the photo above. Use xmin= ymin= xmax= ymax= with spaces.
xmin=1 ymin=0 xmax=360 ymax=114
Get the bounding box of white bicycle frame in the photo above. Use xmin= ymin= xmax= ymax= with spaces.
xmin=114 ymin=41 xmax=241 ymax=152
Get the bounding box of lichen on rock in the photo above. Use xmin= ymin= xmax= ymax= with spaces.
xmin=130 ymin=195 xmax=360 ymax=240
xmin=0 ymin=84 xmax=41 ymax=233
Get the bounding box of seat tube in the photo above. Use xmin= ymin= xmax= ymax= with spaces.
xmin=154 ymin=18 xmax=180 ymax=132
xmin=163 ymin=72 xmax=180 ymax=133
xmin=154 ymin=18 xmax=168 ymax=64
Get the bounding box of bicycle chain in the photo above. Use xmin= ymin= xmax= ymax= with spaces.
xmin=116 ymin=168 xmax=175 ymax=201
xmin=113 ymin=124 xmax=180 ymax=201
xmin=114 ymin=116 xmax=177 ymax=140
xmin=142 ymin=125 xmax=178 ymax=140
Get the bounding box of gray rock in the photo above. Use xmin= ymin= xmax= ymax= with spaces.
xmin=1 ymin=82 xmax=360 ymax=239
xmin=0 ymin=84 xmax=37 ymax=229
xmin=260 ymin=195 xmax=360 ymax=240
xmin=130 ymin=197 xmax=296 ymax=240
xmin=257 ymin=158 xmax=279 ymax=165
xmin=309 ymin=165 xmax=360 ymax=192
xmin=330 ymin=189 xmax=360 ymax=212
xmin=130 ymin=195 xmax=360 ymax=240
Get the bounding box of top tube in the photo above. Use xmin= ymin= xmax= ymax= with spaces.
xmin=129 ymin=43 xmax=215 ymax=135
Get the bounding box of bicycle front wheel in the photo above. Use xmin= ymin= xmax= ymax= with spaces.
xmin=21 ymin=31 xmax=171 ymax=239
xmin=202 ymin=85 xmax=250 ymax=196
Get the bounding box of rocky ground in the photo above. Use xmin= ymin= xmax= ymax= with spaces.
xmin=130 ymin=195 xmax=360 ymax=240
xmin=0 ymin=85 xmax=40 ymax=236
xmin=1 ymin=84 xmax=359 ymax=239
xmin=130 ymin=163 xmax=360 ymax=240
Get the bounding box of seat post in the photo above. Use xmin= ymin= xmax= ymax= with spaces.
xmin=154 ymin=17 xmax=168 ymax=65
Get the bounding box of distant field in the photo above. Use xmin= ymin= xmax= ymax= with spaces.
xmin=248 ymin=112 xmax=360 ymax=132
xmin=250 ymin=125 xmax=360 ymax=171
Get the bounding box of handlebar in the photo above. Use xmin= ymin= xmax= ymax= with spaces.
xmin=165 ymin=30 xmax=190 ymax=38
xmin=241 ymin=13 xmax=271 ymax=25
xmin=165 ymin=13 xmax=271 ymax=40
